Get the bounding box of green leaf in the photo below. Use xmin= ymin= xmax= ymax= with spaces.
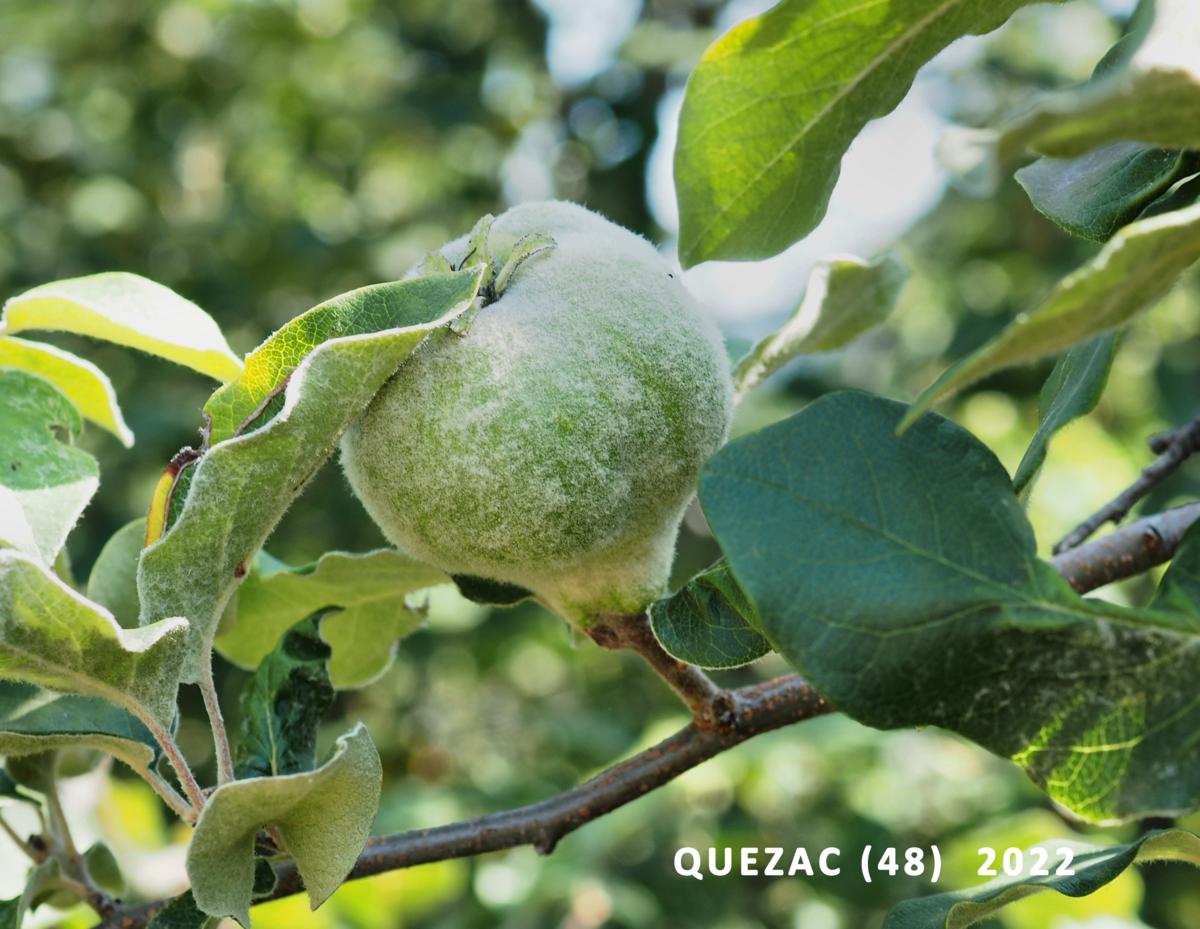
xmin=1012 ymin=334 xmax=1117 ymax=495
xmin=138 ymin=269 xmax=481 ymax=683
xmin=884 ymin=828 xmax=1200 ymax=929
xmin=650 ymin=560 xmax=770 ymax=669
xmin=86 ymin=519 xmax=146 ymax=629
xmin=234 ymin=616 xmax=334 ymax=779
xmin=83 ymin=841 xmax=124 ymax=896
xmin=1 ymin=272 xmax=242 ymax=382
xmin=732 ymin=254 xmax=907 ymax=398
xmin=451 ymin=575 xmax=534 ymax=607
xmin=673 ymin=0 xmax=1059 ymax=265
xmin=187 ymin=723 xmax=381 ymax=926
xmin=216 ymin=550 xmax=446 ymax=689
xmin=146 ymin=892 xmax=216 ymax=929
xmin=0 ymin=369 xmax=98 ymax=565
xmin=1015 ymin=144 xmax=1196 ymax=242
xmin=702 ymin=391 xmax=1200 ymax=822
xmin=903 ymin=200 xmax=1200 ymax=429
xmin=943 ymin=0 xmax=1200 ymax=192
xmin=0 ymin=549 xmax=187 ymax=730
xmin=0 ymin=336 xmax=132 ymax=446
xmin=0 ymin=681 xmax=158 ymax=777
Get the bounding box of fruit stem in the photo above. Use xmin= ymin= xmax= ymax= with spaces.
xmin=586 ymin=612 xmax=734 ymax=731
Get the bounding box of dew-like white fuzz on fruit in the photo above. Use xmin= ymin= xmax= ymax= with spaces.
xmin=341 ymin=201 xmax=733 ymax=624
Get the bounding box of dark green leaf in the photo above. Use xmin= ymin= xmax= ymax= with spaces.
xmin=451 ymin=575 xmax=534 ymax=607
xmin=674 ymin=0 xmax=1059 ymax=265
xmin=83 ymin=841 xmax=124 ymax=896
xmin=702 ymin=391 xmax=1200 ymax=822
xmin=1016 ymin=144 xmax=1195 ymax=241
xmin=884 ymin=828 xmax=1200 ymax=929
xmin=902 ymin=199 xmax=1200 ymax=429
xmin=233 ymin=616 xmax=334 ymax=779
xmin=1012 ymin=334 xmax=1117 ymax=494
xmin=650 ymin=561 xmax=770 ymax=669
xmin=146 ymin=891 xmax=216 ymax=929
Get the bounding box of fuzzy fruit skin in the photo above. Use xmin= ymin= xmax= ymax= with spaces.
xmin=341 ymin=201 xmax=733 ymax=624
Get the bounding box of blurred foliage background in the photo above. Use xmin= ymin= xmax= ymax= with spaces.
xmin=1 ymin=0 xmax=1198 ymax=927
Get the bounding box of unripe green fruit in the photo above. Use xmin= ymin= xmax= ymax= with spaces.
xmin=341 ymin=201 xmax=733 ymax=624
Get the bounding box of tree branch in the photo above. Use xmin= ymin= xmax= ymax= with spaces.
xmin=98 ymin=502 xmax=1200 ymax=929
xmin=1050 ymin=502 xmax=1200 ymax=592
xmin=1055 ymin=413 xmax=1200 ymax=553
xmin=586 ymin=612 xmax=735 ymax=730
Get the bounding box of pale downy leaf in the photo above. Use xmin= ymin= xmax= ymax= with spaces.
xmin=216 ymin=550 xmax=445 ymax=689
xmin=138 ymin=270 xmax=481 ymax=683
xmin=732 ymin=254 xmax=907 ymax=399
xmin=0 ymin=370 xmax=98 ymax=565
xmin=1 ymin=272 xmax=241 ymax=382
xmin=0 ymin=336 xmax=132 ymax=446
xmin=902 ymin=200 xmax=1200 ymax=430
xmin=0 ymin=549 xmax=187 ymax=729
xmin=187 ymin=724 xmax=381 ymax=926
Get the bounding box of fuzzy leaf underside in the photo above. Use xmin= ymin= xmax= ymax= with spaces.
xmin=1015 ymin=144 xmax=1195 ymax=242
xmin=943 ymin=0 xmax=1200 ymax=193
xmin=216 ymin=549 xmax=445 ymax=689
xmin=0 ymin=550 xmax=186 ymax=729
xmin=674 ymin=0 xmax=1062 ymax=265
xmin=0 ymin=370 xmax=98 ymax=565
xmin=1 ymin=272 xmax=241 ymax=382
xmin=650 ymin=561 xmax=770 ymax=669
xmin=0 ymin=681 xmax=158 ymax=774
xmin=883 ymin=828 xmax=1200 ymax=929
xmin=1012 ymin=334 xmax=1117 ymax=495
xmin=187 ymin=724 xmax=381 ymax=926
xmin=234 ymin=616 xmax=334 ymax=780
xmin=0 ymin=336 xmax=132 ymax=446
xmin=138 ymin=269 xmax=482 ymax=683
xmin=702 ymin=391 xmax=1200 ymax=823
xmin=733 ymin=254 xmax=907 ymax=398
xmin=903 ymin=200 xmax=1200 ymax=428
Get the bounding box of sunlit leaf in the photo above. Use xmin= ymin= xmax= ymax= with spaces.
xmin=650 ymin=560 xmax=770 ymax=669
xmin=0 ymin=370 xmax=98 ymax=565
xmin=216 ymin=550 xmax=444 ymax=689
xmin=884 ymin=829 xmax=1200 ymax=929
xmin=732 ymin=254 xmax=907 ymax=399
xmin=0 ymin=549 xmax=187 ymax=729
xmin=187 ymin=724 xmax=381 ymax=926
xmin=902 ymin=200 xmax=1200 ymax=430
xmin=0 ymin=336 xmax=132 ymax=446
xmin=703 ymin=391 xmax=1200 ymax=822
xmin=674 ymin=0 xmax=1059 ymax=265
xmin=138 ymin=269 xmax=481 ymax=683
xmin=1 ymin=272 xmax=242 ymax=382
xmin=1012 ymin=334 xmax=1117 ymax=495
